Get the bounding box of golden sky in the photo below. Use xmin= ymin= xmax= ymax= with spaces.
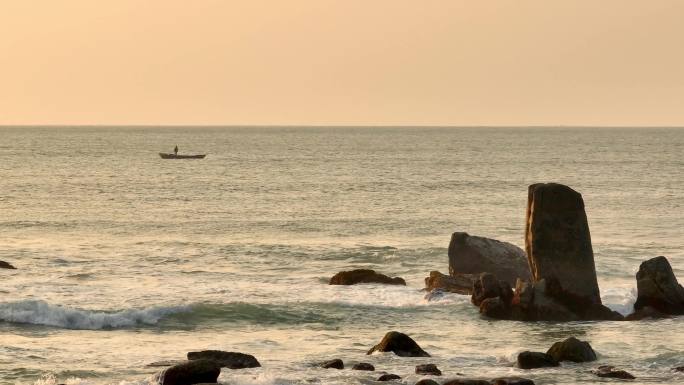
xmin=2 ymin=0 xmax=684 ymax=126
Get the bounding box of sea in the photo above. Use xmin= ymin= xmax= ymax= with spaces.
xmin=0 ymin=126 xmax=682 ymax=385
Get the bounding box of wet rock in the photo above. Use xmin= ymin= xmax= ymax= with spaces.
xmin=425 ymin=270 xmax=477 ymax=295
xmin=525 ymin=183 xmax=602 ymax=305
xmin=472 ymin=273 xmax=513 ymax=307
xmin=319 ymin=359 xmax=344 ymax=369
xmin=593 ymin=365 xmax=636 ymax=379
xmin=367 ymin=331 xmax=430 ymax=357
xmin=0 ymin=261 xmax=16 ymax=269
xmin=329 ymin=269 xmax=406 ymax=285
xmin=156 ymin=359 xmax=221 ymax=385
xmin=516 ymin=351 xmax=559 ymax=369
xmin=624 ymin=306 xmax=670 ymax=321
xmin=415 ymin=363 xmax=441 ymax=376
xmin=448 ymin=232 xmax=531 ymax=285
xmin=632 ymin=256 xmax=684 ymax=315
xmin=424 ymin=288 xmax=447 ymax=302
xmin=187 ymin=350 xmax=260 ymax=369
xmin=415 ymin=380 xmax=440 ymax=385
xmin=673 ymin=366 xmax=684 ymax=372
xmin=546 ymin=337 xmax=597 ymax=363
xmin=351 ymin=362 xmax=374 ymax=371
xmin=377 ymin=373 xmax=402 ymax=381
xmin=491 ymin=377 xmax=536 ymax=385
xmin=480 ymin=297 xmax=511 ymax=319
xmin=442 ymin=379 xmax=490 ymax=385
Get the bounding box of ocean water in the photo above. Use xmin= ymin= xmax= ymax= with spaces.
xmin=0 ymin=126 xmax=682 ymax=385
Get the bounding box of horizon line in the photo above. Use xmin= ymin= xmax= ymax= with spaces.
xmin=1 ymin=124 xmax=684 ymax=129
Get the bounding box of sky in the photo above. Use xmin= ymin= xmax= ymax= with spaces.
xmin=1 ymin=0 xmax=684 ymax=126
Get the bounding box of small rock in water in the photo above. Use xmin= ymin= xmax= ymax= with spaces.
xmin=415 ymin=363 xmax=441 ymax=376
xmin=156 ymin=359 xmax=221 ymax=385
xmin=673 ymin=366 xmax=684 ymax=372
xmin=0 ymin=260 xmax=16 ymax=269
xmin=516 ymin=351 xmax=559 ymax=369
xmin=351 ymin=362 xmax=374 ymax=371
xmin=442 ymin=379 xmax=490 ymax=385
xmin=491 ymin=377 xmax=536 ymax=385
xmin=424 ymin=288 xmax=446 ymax=302
xmin=319 ymin=358 xmax=344 ymax=369
xmin=367 ymin=331 xmax=430 ymax=357
xmin=377 ymin=373 xmax=402 ymax=381
xmin=329 ymin=269 xmax=406 ymax=285
xmin=546 ymin=337 xmax=597 ymax=363
xmin=593 ymin=365 xmax=636 ymax=379
xmin=187 ymin=350 xmax=260 ymax=369
xmin=415 ymin=380 xmax=440 ymax=385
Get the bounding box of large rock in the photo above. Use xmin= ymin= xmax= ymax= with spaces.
xmin=425 ymin=271 xmax=477 ymax=295
xmin=329 ymin=269 xmax=406 ymax=285
xmin=367 ymin=331 xmax=430 ymax=357
xmin=187 ymin=350 xmax=260 ymax=369
xmin=448 ymin=232 xmax=531 ymax=285
xmin=546 ymin=337 xmax=597 ymax=363
xmin=0 ymin=261 xmax=16 ymax=269
xmin=156 ymin=359 xmax=221 ymax=385
xmin=516 ymin=351 xmax=559 ymax=369
xmin=632 ymin=256 xmax=684 ymax=315
xmin=525 ymin=183 xmax=602 ymax=305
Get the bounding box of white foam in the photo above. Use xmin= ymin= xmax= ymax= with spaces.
xmin=0 ymin=300 xmax=190 ymax=330
xmin=601 ymin=286 xmax=637 ymax=315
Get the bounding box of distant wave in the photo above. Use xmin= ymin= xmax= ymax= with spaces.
xmin=0 ymin=300 xmax=190 ymax=330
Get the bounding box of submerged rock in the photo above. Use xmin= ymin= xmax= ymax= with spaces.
xmin=415 ymin=380 xmax=440 ymax=385
xmin=593 ymin=365 xmax=636 ymax=379
xmin=187 ymin=350 xmax=260 ymax=369
xmin=525 ymin=183 xmax=602 ymax=304
xmin=351 ymin=362 xmax=374 ymax=371
xmin=367 ymin=331 xmax=430 ymax=357
xmin=425 ymin=270 xmax=477 ymax=295
xmin=516 ymin=351 xmax=559 ymax=369
xmin=448 ymin=232 xmax=530 ymax=285
xmin=319 ymin=358 xmax=344 ymax=369
xmin=415 ymin=363 xmax=441 ymax=376
xmin=673 ymin=366 xmax=684 ymax=372
xmin=156 ymin=359 xmax=221 ymax=385
xmin=377 ymin=373 xmax=402 ymax=381
xmin=546 ymin=337 xmax=597 ymax=363
xmin=0 ymin=261 xmax=16 ymax=269
xmin=329 ymin=269 xmax=406 ymax=285
xmin=632 ymin=256 xmax=684 ymax=316
xmin=491 ymin=377 xmax=536 ymax=385
xmin=442 ymin=379 xmax=490 ymax=385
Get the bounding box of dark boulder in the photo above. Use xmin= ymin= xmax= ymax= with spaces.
xmin=525 ymin=183 xmax=602 ymax=305
xmin=546 ymin=337 xmax=597 ymax=363
xmin=320 ymin=359 xmax=344 ymax=369
xmin=415 ymin=380 xmax=440 ymax=385
xmin=673 ymin=366 xmax=684 ymax=372
xmin=0 ymin=261 xmax=16 ymax=269
xmin=472 ymin=273 xmax=513 ymax=307
xmin=367 ymin=331 xmax=430 ymax=357
xmin=156 ymin=359 xmax=221 ymax=385
xmin=624 ymin=306 xmax=670 ymax=321
xmin=442 ymin=380 xmax=490 ymax=385
xmin=480 ymin=297 xmax=511 ymax=319
xmin=491 ymin=378 xmax=536 ymax=385
xmin=351 ymin=362 xmax=374 ymax=371
xmin=187 ymin=350 xmax=260 ymax=369
xmin=377 ymin=373 xmax=402 ymax=381
xmin=329 ymin=269 xmax=405 ymax=285
xmin=425 ymin=270 xmax=477 ymax=295
xmin=448 ymin=232 xmax=531 ymax=285
xmin=516 ymin=351 xmax=559 ymax=369
xmin=592 ymin=365 xmax=636 ymax=379
xmin=632 ymin=256 xmax=684 ymax=315
xmin=415 ymin=363 xmax=441 ymax=376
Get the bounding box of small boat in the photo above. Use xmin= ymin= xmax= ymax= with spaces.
xmin=159 ymin=153 xmax=206 ymax=159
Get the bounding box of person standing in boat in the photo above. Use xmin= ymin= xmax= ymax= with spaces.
xmin=174 ymin=145 xmax=178 ymax=155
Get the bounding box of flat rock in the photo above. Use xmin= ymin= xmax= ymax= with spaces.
xmin=0 ymin=261 xmax=16 ymax=269
xmin=547 ymin=337 xmax=597 ymax=363
xmin=320 ymin=359 xmax=343 ymax=369
xmin=448 ymin=232 xmax=531 ymax=285
xmin=593 ymin=365 xmax=636 ymax=379
xmin=525 ymin=183 xmax=602 ymax=305
xmin=377 ymin=373 xmax=402 ymax=381
xmin=415 ymin=363 xmax=441 ymax=376
xmin=156 ymin=359 xmax=221 ymax=385
xmin=187 ymin=350 xmax=260 ymax=369
xmin=632 ymin=256 xmax=684 ymax=315
xmin=425 ymin=270 xmax=477 ymax=295
xmin=516 ymin=351 xmax=559 ymax=369
xmin=367 ymin=331 xmax=430 ymax=357
xmin=351 ymin=362 xmax=374 ymax=371
xmin=329 ymin=269 xmax=405 ymax=285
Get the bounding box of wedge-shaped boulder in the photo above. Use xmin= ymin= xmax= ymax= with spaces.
xmin=367 ymin=331 xmax=429 ymax=357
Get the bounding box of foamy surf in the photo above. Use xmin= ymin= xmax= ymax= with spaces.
xmin=0 ymin=300 xmax=191 ymax=330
